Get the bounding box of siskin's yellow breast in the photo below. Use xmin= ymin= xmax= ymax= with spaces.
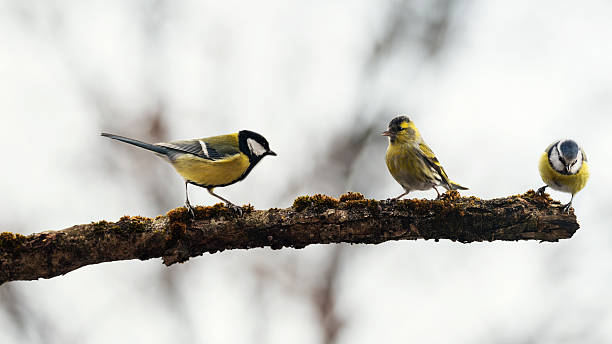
xmin=385 ymin=142 xmax=435 ymax=190
xmin=171 ymin=153 xmax=251 ymax=187
xmin=538 ymin=152 xmax=589 ymax=194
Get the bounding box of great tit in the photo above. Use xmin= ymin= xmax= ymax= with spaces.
xmin=383 ymin=115 xmax=467 ymax=199
xmin=537 ymin=139 xmax=589 ymax=212
xmin=102 ymin=130 xmax=276 ymax=214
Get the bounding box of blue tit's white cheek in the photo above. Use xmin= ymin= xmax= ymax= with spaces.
xmin=247 ymin=138 xmax=267 ymax=157
xmin=549 ymin=147 xmax=565 ymax=173
xmin=569 ymin=151 xmax=583 ymax=175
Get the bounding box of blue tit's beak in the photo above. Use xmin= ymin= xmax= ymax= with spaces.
xmin=565 ymin=164 xmax=572 ymax=173
xmin=382 ymin=130 xmax=392 ymax=137
xmin=266 ymin=150 xmax=277 ymax=156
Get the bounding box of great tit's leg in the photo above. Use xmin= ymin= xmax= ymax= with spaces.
xmin=207 ymin=188 xmax=243 ymax=215
xmin=184 ymin=181 xmax=195 ymax=217
xmin=433 ymin=186 xmax=442 ymax=200
xmin=536 ymin=185 xmax=548 ymax=196
xmin=562 ymin=194 xmax=574 ymax=213
xmin=393 ymin=191 xmax=408 ymax=200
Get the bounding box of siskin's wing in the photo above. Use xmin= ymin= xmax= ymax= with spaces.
xmin=418 ymin=142 xmax=468 ymax=190
xmin=417 ymin=142 xmax=452 ymax=185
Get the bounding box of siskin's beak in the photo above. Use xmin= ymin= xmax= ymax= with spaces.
xmin=266 ymin=150 xmax=277 ymax=156
xmin=382 ymin=130 xmax=392 ymax=137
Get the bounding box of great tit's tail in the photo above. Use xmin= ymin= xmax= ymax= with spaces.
xmin=101 ymin=133 xmax=169 ymax=155
xmin=449 ymin=181 xmax=468 ymax=190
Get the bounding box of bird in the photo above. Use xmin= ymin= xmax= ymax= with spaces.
xmin=101 ymin=130 xmax=276 ymax=215
xmin=383 ymin=115 xmax=467 ymax=199
xmin=537 ymin=139 xmax=589 ymax=213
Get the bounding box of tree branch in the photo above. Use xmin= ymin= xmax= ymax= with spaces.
xmin=0 ymin=190 xmax=579 ymax=284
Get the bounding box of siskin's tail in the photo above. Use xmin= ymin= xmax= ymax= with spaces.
xmin=101 ymin=133 xmax=169 ymax=156
xmin=449 ymin=181 xmax=468 ymax=190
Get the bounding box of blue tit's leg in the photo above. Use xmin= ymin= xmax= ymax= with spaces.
xmin=184 ymin=181 xmax=195 ymax=217
xmin=394 ymin=191 xmax=409 ymax=200
xmin=207 ymin=188 xmax=242 ymax=215
xmin=562 ymin=194 xmax=574 ymax=213
xmin=536 ymin=185 xmax=548 ymax=196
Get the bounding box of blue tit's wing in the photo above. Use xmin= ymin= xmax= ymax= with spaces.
xmin=157 ymin=133 xmax=241 ymax=161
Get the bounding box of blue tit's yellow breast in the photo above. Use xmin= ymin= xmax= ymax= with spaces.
xmin=538 ymin=152 xmax=589 ymax=194
xmin=171 ymin=153 xmax=251 ymax=187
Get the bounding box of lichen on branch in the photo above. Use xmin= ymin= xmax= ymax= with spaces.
xmin=0 ymin=190 xmax=579 ymax=284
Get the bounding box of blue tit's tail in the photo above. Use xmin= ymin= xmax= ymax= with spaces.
xmin=449 ymin=181 xmax=468 ymax=190
xmin=101 ymin=133 xmax=169 ymax=156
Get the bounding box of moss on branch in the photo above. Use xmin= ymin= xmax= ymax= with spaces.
xmin=0 ymin=190 xmax=578 ymax=284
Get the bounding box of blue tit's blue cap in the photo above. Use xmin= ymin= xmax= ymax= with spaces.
xmin=559 ymin=139 xmax=579 ymax=161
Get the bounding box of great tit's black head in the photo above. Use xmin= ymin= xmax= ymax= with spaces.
xmin=239 ymin=130 xmax=277 ymax=160
xmin=549 ymin=139 xmax=583 ymax=175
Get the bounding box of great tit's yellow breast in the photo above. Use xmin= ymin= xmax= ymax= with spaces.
xmin=171 ymin=153 xmax=251 ymax=187
xmin=539 ymin=152 xmax=589 ymax=194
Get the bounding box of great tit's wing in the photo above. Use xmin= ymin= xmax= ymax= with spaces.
xmin=417 ymin=142 xmax=452 ymax=184
xmin=157 ymin=134 xmax=241 ymax=161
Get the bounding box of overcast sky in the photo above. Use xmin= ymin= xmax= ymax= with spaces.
xmin=1 ymin=1 xmax=612 ymax=343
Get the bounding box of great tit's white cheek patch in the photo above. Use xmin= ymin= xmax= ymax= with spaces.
xmin=247 ymin=138 xmax=267 ymax=157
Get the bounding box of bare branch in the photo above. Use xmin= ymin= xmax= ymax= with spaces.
xmin=0 ymin=191 xmax=579 ymax=285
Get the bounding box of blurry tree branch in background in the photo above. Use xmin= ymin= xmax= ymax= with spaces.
xmin=0 ymin=191 xmax=579 ymax=285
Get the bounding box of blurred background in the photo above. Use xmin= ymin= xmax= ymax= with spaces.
xmin=1 ymin=0 xmax=612 ymax=343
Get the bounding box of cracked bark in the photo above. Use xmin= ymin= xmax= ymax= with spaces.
xmin=0 ymin=191 xmax=579 ymax=285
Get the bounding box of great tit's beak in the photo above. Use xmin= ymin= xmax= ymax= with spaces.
xmin=266 ymin=150 xmax=277 ymax=156
xmin=382 ymin=130 xmax=392 ymax=137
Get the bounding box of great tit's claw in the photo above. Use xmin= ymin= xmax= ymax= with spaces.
xmin=227 ymin=203 xmax=243 ymax=216
xmin=184 ymin=201 xmax=195 ymax=218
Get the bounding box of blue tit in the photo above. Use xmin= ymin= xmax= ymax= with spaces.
xmin=537 ymin=139 xmax=589 ymax=213
xmin=102 ymin=130 xmax=276 ymax=214
xmin=383 ymin=115 xmax=467 ymax=199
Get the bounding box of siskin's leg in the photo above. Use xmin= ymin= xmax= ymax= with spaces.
xmin=184 ymin=181 xmax=195 ymax=217
xmin=433 ymin=186 xmax=441 ymax=199
xmin=536 ymin=185 xmax=548 ymax=196
xmin=394 ymin=191 xmax=409 ymax=200
xmin=207 ymin=188 xmax=242 ymax=214
xmin=562 ymin=194 xmax=574 ymax=213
